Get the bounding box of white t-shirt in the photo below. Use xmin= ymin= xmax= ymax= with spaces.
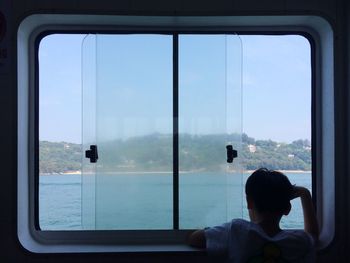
xmin=205 ymin=219 xmax=315 ymax=263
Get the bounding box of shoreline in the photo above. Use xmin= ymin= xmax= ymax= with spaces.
xmin=40 ymin=169 xmax=312 ymax=176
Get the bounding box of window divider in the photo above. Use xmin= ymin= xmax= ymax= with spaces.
xmin=173 ymin=34 xmax=179 ymax=230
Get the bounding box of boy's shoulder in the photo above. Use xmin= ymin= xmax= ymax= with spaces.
xmin=230 ymin=219 xmax=314 ymax=245
xmin=230 ymin=218 xmax=251 ymax=226
xmin=231 ymin=218 xmax=249 ymax=224
xmin=230 ymin=218 xmax=258 ymax=230
xmin=205 ymin=219 xmax=315 ymax=260
xmin=280 ymin=229 xmax=316 ymax=247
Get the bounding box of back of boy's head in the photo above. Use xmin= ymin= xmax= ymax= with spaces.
xmin=245 ymin=168 xmax=293 ymax=214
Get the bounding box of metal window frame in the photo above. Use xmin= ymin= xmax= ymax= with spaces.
xmin=17 ymin=14 xmax=334 ymax=253
xmin=34 ymin=30 xmax=314 ymax=232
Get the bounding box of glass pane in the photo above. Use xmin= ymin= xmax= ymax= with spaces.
xmin=226 ymin=35 xmax=243 ymax=219
xmin=39 ymin=34 xmax=85 ymax=230
xmin=237 ymin=35 xmax=312 ymax=228
xmin=179 ymin=35 xmax=242 ymax=229
xmin=82 ymin=34 xmax=173 ymax=229
xmin=81 ymin=34 xmax=97 ymax=229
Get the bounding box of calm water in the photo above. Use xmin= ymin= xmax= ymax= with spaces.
xmin=39 ymin=172 xmax=311 ymax=230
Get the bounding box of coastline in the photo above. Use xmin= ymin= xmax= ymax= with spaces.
xmin=40 ymin=169 xmax=312 ymax=175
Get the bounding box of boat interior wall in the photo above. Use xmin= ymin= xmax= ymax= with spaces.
xmin=0 ymin=0 xmax=349 ymax=262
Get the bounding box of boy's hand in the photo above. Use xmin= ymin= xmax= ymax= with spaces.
xmin=291 ymin=186 xmax=311 ymax=200
xmin=188 ymin=230 xmax=206 ymax=248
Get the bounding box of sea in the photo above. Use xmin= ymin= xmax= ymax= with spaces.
xmin=39 ymin=172 xmax=311 ymax=230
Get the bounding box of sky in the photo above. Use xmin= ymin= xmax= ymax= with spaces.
xmin=39 ymin=34 xmax=311 ymax=144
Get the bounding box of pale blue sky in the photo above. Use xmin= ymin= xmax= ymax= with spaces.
xmin=39 ymin=34 xmax=311 ymax=143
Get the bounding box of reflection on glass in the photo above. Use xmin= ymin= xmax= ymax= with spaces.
xmin=82 ymin=35 xmax=173 ymax=229
xmin=179 ymin=35 xmax=243 ymax=229
xmin=82 ymin=34 xmax=97 ymax=229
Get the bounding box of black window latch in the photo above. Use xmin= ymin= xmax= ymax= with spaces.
xmin=226 ymin=145 xmax=238 ymax=163
xmin=85 ymin=145 xmax=98 ymax=163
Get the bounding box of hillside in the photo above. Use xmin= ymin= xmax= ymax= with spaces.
xmin=40 ymin=141 xmax=82 ymax=174
xmin=39 ymin=134 xmax=311 ymax=174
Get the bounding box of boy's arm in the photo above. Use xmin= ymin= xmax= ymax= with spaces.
xmin=188 ymin=230 xmax=206 ymax=248
xmin=293 ymin=186 xmax=319 ymax=240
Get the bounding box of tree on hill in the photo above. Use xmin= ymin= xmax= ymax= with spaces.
xmin=39 ymin=134 xmax=311 ymax=174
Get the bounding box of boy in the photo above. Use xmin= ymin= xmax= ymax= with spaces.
xmin=188 ymin=168 xmax=318 ymax=262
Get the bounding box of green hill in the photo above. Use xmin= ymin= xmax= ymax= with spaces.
xmin=39 ymin=134 xmax=311 ymax=174
xmin=40 ymin=141 xmax=82 ymax=174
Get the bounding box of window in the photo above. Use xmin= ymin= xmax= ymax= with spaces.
xmin=38 ymin=33 xmax=311 ymax=231
xmin=18 ymin=15 xmax=334 ymax=253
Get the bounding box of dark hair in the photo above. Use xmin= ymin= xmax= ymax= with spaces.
xmin=245 ymin=168 xmax=294 ymax=214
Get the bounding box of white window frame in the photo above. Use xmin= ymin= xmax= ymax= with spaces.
xmin=17 ymin=14 xmax=334 ymax=253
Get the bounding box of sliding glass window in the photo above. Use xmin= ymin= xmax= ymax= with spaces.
xmin=38 ymin=33 xmax=311 ymax=231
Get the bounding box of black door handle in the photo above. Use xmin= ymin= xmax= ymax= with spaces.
xmin=226 ymin=145 xmax=237 ymax=163
xmin=85 ymin=145 xmax=98 ymax=163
